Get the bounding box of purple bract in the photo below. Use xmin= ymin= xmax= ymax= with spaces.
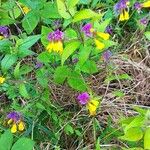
xmin=0 ymin=26 xmax=9 ymax=38
xmin=105 ymin=26 xmax=113 ymax=35
xmin=140 ymin=18 xmax=148 ymax=25
xmin=48 ymin=29 xmax=64 ymax=41
xmin=134 ymin=2 xmax=142 ymax=10
xmin=77 ymin=92 xmax=90 ymax=105
xmin=102 ymin=50 xmax=112 ymax=62
xmin=7 ymin=112 xmax=21 ymax=122
xmin=81 ymin=23 xmax=93 ymax=37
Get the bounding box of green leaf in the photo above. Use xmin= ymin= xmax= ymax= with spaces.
xmin=37 ymin=51 xmax=51 ymax=63
xmin=145 ymin=31 xmax=150 ymax=40
xmin=73 ymin=9 xmax=102 ymax=22
xmin=144 ymin=127 xmax=150 ymax=150
xmin=19 ymin=83 xmax=30 ymax=99
xmin=67 ymin=0 xmax=79 ymax=8
xmin=41 ymin=26 xmax=52 ymax=47
xmin=81 ymin=60 xmax=98 ymax=74
xmin=0 ymin=130 xmax=13 ymax=150
xmin=75 ymin=46 xmax=91 ymax=70
xmin=119 ymin=127 xmax=143 ymax=142
xmin=11 ymin=137 xmax=34 ymax=150
xmin=67 ymin=71 xmax=87 ymax=91
xmin=64 ymin=124 xmax=74 ymax=135
xmin=65 ymin=28 xmax=78 ymax=39
xmin=14 ymin=62 xmax=21 ymax=79
xmin=56 ymin=0 xmax=75 ymax=19
xmin=95 ymin=137 xmax=101 ymax=150
xmin=18 ymin=35 xmax=41 ymax=50
xmin=61 ymin=40 xmax=80 ymax=65
xmin=54 ymin=66 xmax=71 ymax=84
xmin=40 ymin=2 xmax=61 ymax=18
xmin=22 ymin=11 xmax=39 ymax=34
xmin=1 ymin=54 xmax=17 ymax=72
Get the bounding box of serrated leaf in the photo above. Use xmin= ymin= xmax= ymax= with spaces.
xmin=73 ymin=9 xmax=102 ymax=22
xmin=11 ymin=137 xmax=34 ymax=150
xmin=0 ymin=130 xmax=13 ymax=150
xmin=61 ymin=40 xmax=80 ymax=65
xmin=19 ymin=83 xmax=29 ymax=99
xmin=1 ymin=54 xmax=17 ymax=72
xmin=54 ymin=66 xmax=71 ymax=84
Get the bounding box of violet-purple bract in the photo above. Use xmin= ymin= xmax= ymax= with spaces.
xmin=77 ymin=92 xmax=90 ymax=105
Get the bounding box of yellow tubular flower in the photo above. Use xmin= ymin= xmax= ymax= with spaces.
xmin=22 ymin=6 xmax=30 ymax=14
xmin=97 ymin=32 xmax=110 ymax=40
xmin=46 ymin=42 xmax=54 ymax=52
xmin=87 ymin=100 xmax=99 ymax=116
xmin=119 ymin=10 xmax=129 ymax=21
xmin=0 ymin=36 xmax=4 ymax=40
xmin=94 ymin=39 xmax=105 ymax=50
xmin=18 ymin=121 xmax=25 ymax=131
xmin=142 ymin=1 xmax=150 ymax=7
xmin=0 ymin=77 xmax=5 ymax=84
xmin=7 ymin=119 xmax=13 ymax=125
xmin=11 ymin=124 xmax=17 ymax=133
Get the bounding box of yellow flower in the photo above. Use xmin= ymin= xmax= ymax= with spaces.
xmin=119 ymin=10 xmax=129 ymax=21
xmin=94 ymin=39 xmax=105 ymax=50
xmin=0 ymin=36 xmax=4 ymax=40
xmin=18 ymin=121 xmax=25 ymax=131
xmin=97 ymin=32 xmax=110 ymax=40
xmin=0 ymin=77 xmax=5 ymax=84
xmin=22 ymin=6 xmax=30 ymax=14
xmin=46 ymin=41 xmax=63 ymax=54
xmin=142 ymin=1 xmax=150 ymax=7
xmin=11 ymin=124 xmax=17 ymax=133
xmin=87 ymin=99 xmax=99 ymax=116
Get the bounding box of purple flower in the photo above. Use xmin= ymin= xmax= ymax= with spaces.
xmin=77 ymin=92 xmax=90 ymax=105
xmin=0 ymin=26 xmax=9 ymax=38
xmin=102 ymin=50 xmax=112 ymax=62
xmin=35 ymin=62 xmax=43 ymax=69
xmin=114 ymin=0 xmax=129 ymax=14
xmin=48 ymin=29 xmax=64 ymax=41
xmin=7 ymin=112 xmax=21 ymax=122
xmin=72 ymin=58 xmax=78 ymax=64
xmin=140 ymin=18 xmax=148 ymax=25
xmin=53 ymin=20 xmax=61 ymax=28
xmin=134 ymin=2 xmax=142 ymax=10
xmin=105 ymin=26 xmax=113 ymax=35
xmin=81 ymin=23 xmax=93 ymax=37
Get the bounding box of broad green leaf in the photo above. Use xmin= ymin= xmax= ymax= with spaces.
xmin=56 ymin=0 xmax=75 ymax=19
xmin=67 ymin=0 xmax=79 ymax=8
xmin=37 ymin=51 xmax=51 ymax=63
xmin=119 ymin=127 xmax=143 ymax=142
xmin=61 ymin=40 xmax=80 ymax=65
xmin=11 ymin=137 xmax=34 ymax=150
xmin=41 ymin=26 xmax=52 ymax=47
xmin=22 ymin=11 xmax=39 ymax=34
xmin=145 ymin=31 xmax=150 ymax=40
xmin=1 ymin=54 xmax=17 ymax=72
xmin=64 ymin=124 xmax=74 ymax=135
xmin=18 ymin=35 xmax=41 ymax=50
xmin=73 ymin=9 xmax=102 ymax=22
xmin=20 ymin=65 xmax=33 ymax=75
xmin=19 ymin=83 xmax=30 ymax=99
xmin=14 ymin=62 xmax=21 ymax=78
xmin=144 ymin=127 xmax=150 ymax=150
xmin=54 ymin=66 xmax=71 ymax=84
xmin=81 ymin=60 xmax=98 ymax=74
xmin=67 ymin=71 xmax=87 ymax=91
xmin=65 ymin=28 xmax=78 ymax=39
xmin=0 ymin=130 xmax=13 ymax=150
xmin=40 ymin=2 xmax=61 ymax=18
xmin=75 ymin=46 xmax=91 ymax=70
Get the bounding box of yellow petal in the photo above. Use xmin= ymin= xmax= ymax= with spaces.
xmin=22 ymin=6 xmax=30 ymax=14
xmin=124 ymin=10 xmax=129 ymax=20
xmin=46 ymin=42 xmax=54 ymax=52
xmin=94 ymin=39 xmax=105 ymax=50
xmin=87 ymin=100 xmax=99 ymax=116
xmin=0 ymin=77 xmax=5 ymax=84
xmin=119 ymin=12 xmax=125 ymax=21
xmin=97 ymin=32 xmax=110 ymax=40
xmin=142 ymin=1 xmax=150 ymax=7
xmin=53 ymin=41 xmax=63 ymax=54
xmin=18 ymin=121 xmax=25 ymax=131
xmin=7 ymin=119 xmax=13 ymax=125
xmin=0 ymin=36 xmax=4 ymax=40
xmin=11 ymin=124 xmax=17 ymax=133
